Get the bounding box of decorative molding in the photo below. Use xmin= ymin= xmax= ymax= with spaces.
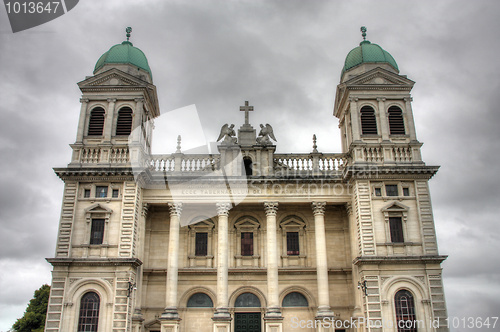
xmin=311 ymin=201 xmax=326 ymax=215
xmin=168 ymin=202 xmax=182 ymax=216
xmin=216 ymin=202 xmax=232 ymax=216
xmin=264 ymin=202 xmax=279 ymax=216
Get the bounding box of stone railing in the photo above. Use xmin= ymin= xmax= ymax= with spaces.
xmin=149 ymin=154 xmax=220 ymax=172
xmin=79 ymin=146 xmax=130 ymax=164
xmin=274 ymin=153 xmax=347 ymax=172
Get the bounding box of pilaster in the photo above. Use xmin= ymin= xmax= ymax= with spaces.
xmin=103 ymin=98 xmax=116 ymax=143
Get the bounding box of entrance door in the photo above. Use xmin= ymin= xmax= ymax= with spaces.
xmin=234 ymin=313 xmax=261 ymax=332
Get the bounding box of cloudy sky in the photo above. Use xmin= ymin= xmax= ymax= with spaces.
xmin=1 ymin=0 xmax=500 ymax=330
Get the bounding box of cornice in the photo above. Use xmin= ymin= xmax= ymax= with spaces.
xmin=353 ymin=255 xmax=447 ymax=266
xmin=46 ymin=257 xmax=143 ymax=267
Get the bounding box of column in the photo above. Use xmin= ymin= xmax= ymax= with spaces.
xmin=132 ymin=98 xmax=144 ymax=143
xmin=264 ymin=202 xmax=283 ymax=332
xmin=160 ymin=202 xmax=182 ymax=326
xmin=75 ymin=98 xmax=89 ymax=143
xmin=404 ymin=97 xmax=418 ymax=141
xmin=349 ymin=97 xmax=361 ymax=142
xmin=103 ymin=98 xmax=116 ymax=142
xmin=132 ymin=203 xmax=149 ymax=330
xmin=377 ymin=97 xmax=389 ymax=141
xmin=312 ymin=202 xmax=334 ymax=319
xmin=212 ymin=203 xmax=232 ymax=332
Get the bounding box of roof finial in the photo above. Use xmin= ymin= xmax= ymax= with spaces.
xmin=312 ymin=134 xmax=318 ymax=153
xmin=360 ymin=26 xmax=367 ymax=41
xmin=126 ymin=27 xmax=132 ymax=42
xmin=176 ymin=135 xmax=182 ymax=153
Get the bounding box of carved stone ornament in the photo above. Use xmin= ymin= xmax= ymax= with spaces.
xmin=217 ymin=124 xmax=237 ymax=145
xmin=256 ymin=124 xmax=277 ymax=146
xmin=264 ymin=202 xmax=278 ymax=216
xmin=216 ymin=202 xmax=231 ymax=216
xmin=168 ymin=202 xmax=182 ymax=216
xmin=311 ymin=201 xmax=326 ymax=215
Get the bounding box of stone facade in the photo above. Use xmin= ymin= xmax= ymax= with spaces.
xmin=45 ymin=30 xmax=448 ymax=332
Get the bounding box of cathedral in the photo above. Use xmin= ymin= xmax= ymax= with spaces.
xmin=45 ymin=27 xmax=449 ymax=332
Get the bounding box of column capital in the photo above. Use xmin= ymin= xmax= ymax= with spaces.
xmin=80 ymin=98 xmax=89 ymax=104
xmin=376 ymin=97 xmax=386 ymax=102
xmin=142 ymin=203 xmax=149 ymax=217
xmin=345 ymin=202 xmax=353 ymax=216
xmin=404 ymin=97 xmax=413 ymax=102
xmin=168 ymin=202 xmax=182 ymax=216
xmin=216 ymin=202 xmax=232 ymax=216
xmin=134 ymin=98 xmax=145 ymax=103
xmin=349 ymin=96 xmax=359 ymax=102
xmin=312 ymin=201 xmax=326 ymax=216
xmin=264 ymin=202 xmax=279 ymax=216
xmin=107 ymin=98 xmax=117 ymax=103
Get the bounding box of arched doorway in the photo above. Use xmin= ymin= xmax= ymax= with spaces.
xmin=234 ymin=292 xmax=261 ymax=332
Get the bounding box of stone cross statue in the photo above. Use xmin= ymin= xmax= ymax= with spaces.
xmin=240 ymin=101 xmax=254 ymax=125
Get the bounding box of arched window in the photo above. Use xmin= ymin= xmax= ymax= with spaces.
xmin=388 ymin=106 xmax=406 ymax=135
xmin=78 ymin=292 xmax=100 ymax=332
xmin=187 ymin=293 xmax=213 ymax=307
xmin=115 ymin=107 xmax=133 ymax=136
xmin=87 ymin=108 xmax=105 ymax=136
xmin=282 ymin=292 xmax=308 ymax=307
xmin=243 ymin=157 xmax=253 ymax=176
xmin=235 ymin=293 xmax=261 ymax=307
xmin=360 ymin=106 xmax=378 ymax=135
xmin=395 ymin=289 xmax=418 ymax=332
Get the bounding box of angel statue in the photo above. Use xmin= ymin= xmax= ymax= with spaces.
xmin=217 ymin=123 xmax=237 ymax=145
xmin=256 ymin=123 xmax=277 ymax=146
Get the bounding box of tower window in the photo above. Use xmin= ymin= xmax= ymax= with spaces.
xmin=388 ymin=106 xmax=406 ymax=135
xmin=95 ymin=186 xmax=108 ymax=198
xmin=243 ymin=157 xmax=253 ymax=176
xmin=395 ymin=290 xmax=418 ymax=332
xmin=385 ymin=184 xmax=398 ymax=196
xmin=195 ymin=232 xmax=208 ymax=256
xmin=87 ymin=107 xmax=105 ymax=136
xmin=286 ymin=232 xmax=300 ymax=255
xmin=90 ymin=219 xmax=105 ymax=245
xmin=241 ymin=232 xmax=254 ymax=256
xmin=116 ymin=107 xmax=133 ymax=136
xmin=389 ymin=217 xmax=404 ymax=243
xmin=78 ymin=292 xmax=100 ymax=332
xmin=360 ymin=106 xmax=378 ymax=135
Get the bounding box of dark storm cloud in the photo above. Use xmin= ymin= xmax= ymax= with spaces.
xmin=1 ymin=0 xmax=500 ymax=329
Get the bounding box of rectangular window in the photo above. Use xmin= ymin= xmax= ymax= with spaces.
xmin=95 ymin=186 xmax=108 ymax=198
xmin=241 ymin=232 xmax=253 ymax=256
xmin=286 ymin=232 xmax=300 ymax=255
xmin=403 ymin=187 xmax=410 ymax=196
xmin=195 ymin=232 xmax=208 ymax=256
xmin=374 ymin=187 xmax=382 ymax=196
xmin=84 ymin=189 xmax=91 ymax=198
xmin=389 ymin=217 xmax=404 ymax=243
xmin=112 ymin=189 xmax=119 ymax=198
xmin=385 ymin=184 xmax=399 ymax=196
xmin=90 ymin=219 xmax=105 ymax=245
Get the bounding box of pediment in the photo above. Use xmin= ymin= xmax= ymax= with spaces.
xmin=85 ymin=203 xmax=113 ymax=214
xmin=345 ymin=68 xmax=415 ymax=87
xmin=381 ymin=201 xmax=409 ymax=212
xmin=78 ymin=68 xmax=147 ymax=88
xmin=234 ymin=216 xmax=260 ymax=228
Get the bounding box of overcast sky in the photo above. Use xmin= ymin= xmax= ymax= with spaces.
xmin=1 ymin=0 xmax=500 ymax=330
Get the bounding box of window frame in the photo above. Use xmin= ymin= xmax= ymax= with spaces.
xmin=187 ymin=218 xmax=215 ymax=267
xmin=87 ymin=107 xmax=105 ymax=137
xmin=77 ymin=292 xmax=100 ymax=332
xmin=360 ymin=105 xmax=378 ymax=135
xmin=388 ymin=106 xmax=406 ymax=135
xmin=234 ymin=216 xmax=261 ymax=267
xmin=84 ymin=203 xmax=112 ymax=246
xmin=382 ymin=202 xmax=409 ymax=245
xmin=115 ymin=106 xmax=133 ymax=136
xmin=394 ymin=289 xmax=418 ymax=332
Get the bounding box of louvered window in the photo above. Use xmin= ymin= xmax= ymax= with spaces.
xmin=87 ymin=108 xmax=105 ymax=136
xmin=90 ymin=219 xmax=105 ymax=245
xmin=116 ymin=107 xmax=133 ymax=136
xmin=78 ymin=292 xmax=100 ymax=332
xmin=286 ymin=232 xmax=300 ymax=255
xmin=395 ymin=290 xmax=418 ymax=332
xmin=195 ymin=232 xmax=208 ymax=256
xmin=389 ymin=217 xmax=404 ymax=243
xmin=360 ymin=106 xmax=378 ymax=134
xmin=241 ymin=232 xmax=253 ymax=256
xmin=388 ymin=106 xmax=406 ymax=135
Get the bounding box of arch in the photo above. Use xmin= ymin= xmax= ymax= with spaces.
xmin=279 ymin=286 xmax=316 ymax=307
xmin=282 ymin=292 xmax=308 ymax=307
xmin=187 ymin=292 xmax=214 ymax=308
xmin=230 ymin=287 xmax=267 ymax=308
xmin=115 ymin=106 xmax=133 ymax=136
xmin=360 ymin=105 xmax=378 ymax=135
xmin=87 ymin=107 xmax=105 ymax=136
xmin=77 ymin=291 xmax=100 ymax=332
xmin=388 ymin=106 xmax=406 ymax=135
xmin=394 ymin=289 xmax=418 ymax=332
xmin=180 ymin=286 xmax=216 ymax=307
xmin=235 ymin=293 xmax=261 ymax=308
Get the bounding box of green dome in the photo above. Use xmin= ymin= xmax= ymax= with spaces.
xmin=342 ymin=40 xmax=398 ymax=75
xmin=94 ymin=41 xmax=152 ymax=79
